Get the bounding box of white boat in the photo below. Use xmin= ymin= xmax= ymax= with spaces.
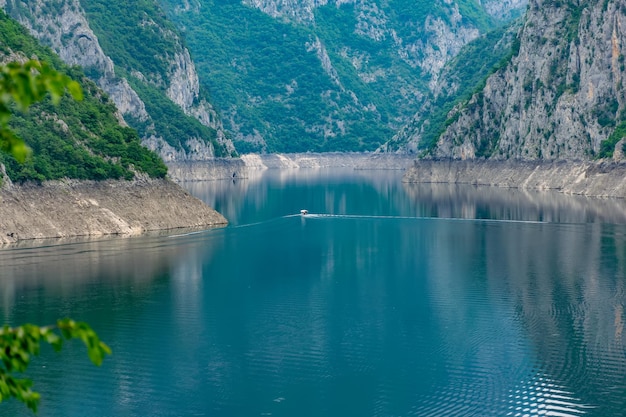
xmin=300 ymin=209 xmax=309 ymax=215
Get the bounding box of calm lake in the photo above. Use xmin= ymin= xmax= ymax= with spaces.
xmin=1 ymin=168 xmax=626 ymax=416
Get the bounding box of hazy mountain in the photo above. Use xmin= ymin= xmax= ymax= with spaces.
xmin=158 ymin=0 xmax=526 ymax=153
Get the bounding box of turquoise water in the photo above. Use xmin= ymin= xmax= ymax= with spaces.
xmin=1 ymin=169 xmax=626 ymax=416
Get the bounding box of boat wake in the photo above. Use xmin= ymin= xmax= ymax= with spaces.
xmin=301 ymin=213 xmax=545 ymax=225
xmin=168 ymin=212 xmax=546 ymax=238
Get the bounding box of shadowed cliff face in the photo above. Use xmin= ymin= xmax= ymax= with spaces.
xmin=432 ymin=0 xmax=626 ymax=161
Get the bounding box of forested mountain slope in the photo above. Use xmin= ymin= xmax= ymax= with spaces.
xmin=0 ymin=10 xmax=167 ymax=183
xmin=0 ymin=0 xmax=235 ymax=161
xmin=1 ymin=0 xmax=529 ymax=156
xmin=420 ymin=0 xmax=626 ymax=161
xmin=158 ymin=0 xmax=527 ymax=153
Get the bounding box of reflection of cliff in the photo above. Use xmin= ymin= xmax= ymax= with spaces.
xmin=398 ymin=178 xmax=626 ymax=412
xmin=0 ymin=228 xmax=228 ymax=416
xmin=496 ymin=222 xmax=626 ymax=411
xmin=0 ymin=235 xmax=183 ymax=314
xmin=183 ymin=169 xmax=409 ymax=226
xmin=183 ymin=171 xmax=265 ymax=224
xmin=402 ymin=182 xmax=626 ymax=224
xmin=422 ymin=215 xmax=626 ymax=413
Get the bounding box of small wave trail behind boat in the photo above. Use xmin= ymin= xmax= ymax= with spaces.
xmin=168 ymin=213 xmax=301 ymax=238
xmin=300 ymin=212 xmax=546 ymax=225
xmin=168 ymin=211 xmax=548 ymax=238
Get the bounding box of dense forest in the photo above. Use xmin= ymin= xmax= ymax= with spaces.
xmin=160 ymin=1 xmax=395 ymax=153
xmin=158 ymin=0 xmax=520 ymax=153
xmin=78 ymin=0 xmax=230 ymax=157
xmin=0 ymin=11 xmax=167 ymax=182
xmin=0 ymin=0 xmax=527 ymax=156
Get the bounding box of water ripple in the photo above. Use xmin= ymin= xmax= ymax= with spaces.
xmin=506 ymin=375 xmax=596 ymax=416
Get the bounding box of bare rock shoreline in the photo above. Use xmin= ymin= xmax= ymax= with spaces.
xmin=404 ymin=159 xmax=626 ymax=198
xmin=0 ymin=178 xmax=227 ymax=245
xmin=166 ymin=153 xmax=416 ymax=182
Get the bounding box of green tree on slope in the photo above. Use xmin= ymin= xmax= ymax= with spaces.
xmin=0 ymin=60 xmax=82 ymax=162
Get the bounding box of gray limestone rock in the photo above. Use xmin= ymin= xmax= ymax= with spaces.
xmin=434 ymin=0 xmax=626 ymax=161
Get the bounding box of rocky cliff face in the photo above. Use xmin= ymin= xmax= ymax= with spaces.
xmin=243 ymin=0 xmax=506 ymax=81
xmin=243 ymin=0 xmax=327 ymax=23
xmin=382 ymin=21 xmax=522 ymax=153
xmin=0 ymin=0 xmax=148 ymax=121
xmin=403 ymin=159 xmax=626 ymax=198
xmin=431 ymin=0 xmax=626 ymax=161
xmin=154 ymin=26 xmax=233 ymax=155
xmin=481 ymin=0 xmax=528 ymax=21
xmin=1 ymin=0 xmax=234 ymax=160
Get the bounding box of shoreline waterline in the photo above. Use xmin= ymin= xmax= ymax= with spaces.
xmin=404 ymin=158 xmax=626 ymax=199
xmin=0 ymin=178 xmax=227 ymax=245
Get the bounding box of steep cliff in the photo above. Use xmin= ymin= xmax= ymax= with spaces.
xmin=0 ymin=10 xmax=167 ymax=182
xmin=428 ymin=0 xmax=626 ymax=161
xmin=0 ymin=0 xmax=145 ymax=120
xmin=481 ymin=0 xmax=528 ymax=21
xmin=382 ymin=21 xmax=521 ymax=153
xmin=159 ymin=0 xmax=526 ymax=153
xmin=1 ymin=0 xmax=235 ymax=160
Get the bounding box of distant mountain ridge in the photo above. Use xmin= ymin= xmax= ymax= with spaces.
xmin=158 ymin=0 xmax=526 ymax=153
